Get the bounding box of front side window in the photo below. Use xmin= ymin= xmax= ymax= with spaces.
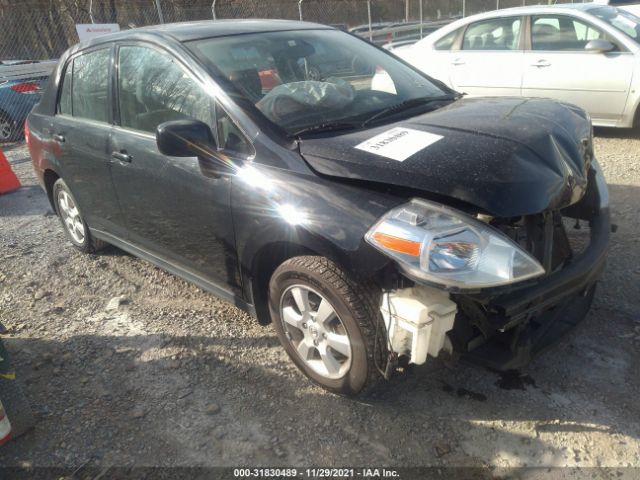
xmin=117 ymin=45 xmax=212 ymax=133
xmin=434 ymin=29 xmax=460 ymax=50
xmin=70 ymin=49 xmax=110 ymax=122
xmin=187 ymin=29 xmax=448 ymax=136
xmin=462 ymin=17 xmax=522 ymax=51
xmin=531 ymin=15 xmax=607 ymax=50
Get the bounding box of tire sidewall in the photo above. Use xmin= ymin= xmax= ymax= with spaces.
xmin=269 ymin=266 xmax=371 ymax=395
xmin=53 ymin=179 xmax=89 ymax=250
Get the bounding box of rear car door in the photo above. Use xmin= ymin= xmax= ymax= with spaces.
xmin=449 ymin=16 xmax=525 ymax=96
xmin=109 ymin=43 xmax=248 ymax=293
xmin=52 ymin=47 xmax=126 ymax=237
xmin=521 ymin=14 xmax=634 ymax=125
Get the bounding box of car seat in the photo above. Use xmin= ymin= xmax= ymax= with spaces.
xmin=532 ymin=23 xmax=563 ymax=50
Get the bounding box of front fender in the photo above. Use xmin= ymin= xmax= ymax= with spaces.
xmin=231 ymin=164 xmax=402 ymax=301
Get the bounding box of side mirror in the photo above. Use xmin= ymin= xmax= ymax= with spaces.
xmin=156 ymin=119 xmax=216 ymax=157
xmin=584 ymin=39 xmax=615 ymax=54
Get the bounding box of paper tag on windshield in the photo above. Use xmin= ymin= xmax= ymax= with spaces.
xmin=355 ymin=127 xmax=443 ymax=162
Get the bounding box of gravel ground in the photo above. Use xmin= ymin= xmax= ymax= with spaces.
xmin=0 ymin=131 xmax=638 ymax=474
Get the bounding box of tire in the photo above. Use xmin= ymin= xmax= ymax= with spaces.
xmin=53 ymin=178 xmax=107 ymax=253
xmin=269 ymin=256 xmax=387 ymax=396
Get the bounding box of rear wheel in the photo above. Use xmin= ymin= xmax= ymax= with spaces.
xmin=0 ymin=113 xmax=15 ymax=142
xmin=53 ymin=178 xmax=107 ymax=253
xmin=269 ymin=256 xmax=386 ymax=396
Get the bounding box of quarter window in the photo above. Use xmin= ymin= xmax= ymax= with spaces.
xmin=462 ymin=17 xmax=522 ymax=50
xmin=117 ymin=45 xmax=212 ymax=133
xmin=215 ymin=102 xmax=253 ymax=157
xmin=531 ymin=15 xmax=607 ymax=50
xmin=58 ymin=63 xmax=72 ymax=115
xmin=71 ymin=49 xmax=110 ymax=122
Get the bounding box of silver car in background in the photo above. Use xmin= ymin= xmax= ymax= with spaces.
xmin=394 ymin=4 xmax=640 ymax=128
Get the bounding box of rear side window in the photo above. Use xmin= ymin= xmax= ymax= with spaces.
xmin=58 ymin=64 xmax=72 ymax=115
xmin=462 ymin=17 xmax=522 ymax=50
xmin=71 ymin=49 xmax=110 ymax=122
xmin=434 ymin=29 xmax=460 ymax=50
xmin=531 ymin=15 xmax=606 ymax=51
xmin=117 ymin=45 xmax=213 ymax=133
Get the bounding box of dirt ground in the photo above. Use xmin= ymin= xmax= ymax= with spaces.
xmin=0 ymin=131 xmax=639 ymax=474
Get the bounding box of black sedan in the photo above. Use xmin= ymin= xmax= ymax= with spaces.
xmin=26 ymin=20 xmax=609 ymax=395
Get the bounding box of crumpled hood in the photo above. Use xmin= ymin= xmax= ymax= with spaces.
xmin=299 ymin=97 xmax=593 ymax=217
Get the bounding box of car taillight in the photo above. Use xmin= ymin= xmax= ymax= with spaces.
xmin=24 ymin=119 xmax=30 ymax=146
xmin=10 ymin=82 xmax=40 ymax=94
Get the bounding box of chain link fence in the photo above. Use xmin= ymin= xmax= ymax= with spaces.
xmin=0 ymin=0 xmax=583 ymax=143
xmin=1 ymin=0 xmax=588 ymax=60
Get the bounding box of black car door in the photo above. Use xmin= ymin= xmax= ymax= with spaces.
xmin=52 ymin=46 xmax=126 ymax=237
xmin=109 ymin=43 xmax=247 ymax=295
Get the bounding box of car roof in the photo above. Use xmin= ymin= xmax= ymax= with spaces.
xmin=77 ymin=19 xmax=333 ymax=47
xmin=460 ymin=2 xmax=609 ymax=18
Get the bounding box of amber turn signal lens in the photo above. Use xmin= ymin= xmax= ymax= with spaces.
xmin=371 ymin=232 xmax=421 ymax=256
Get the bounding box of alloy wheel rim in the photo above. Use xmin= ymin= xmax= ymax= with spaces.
xmin=280 ymin=284 xmax=352 ymax=379
xmin=0 ymin=119 xmax=12 ymax=140
xmin=57 ymin=190 xmax=85 ymax=244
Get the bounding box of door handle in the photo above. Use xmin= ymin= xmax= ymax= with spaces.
xmin=531 ymin=59 xmax=551 ymax=67
xmin=451 ymin=59 xmax=466 ymax=66
xmin=111 ymin=151 xmax=132 ymax=163
xmin=53 ymin=134 xmax=65 ymax=143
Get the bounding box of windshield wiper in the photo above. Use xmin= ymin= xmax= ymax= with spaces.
xmin=291 ymin=122 xmax=359 ymax=137
xmin=362 ymin=94 xmax=460 ymax=127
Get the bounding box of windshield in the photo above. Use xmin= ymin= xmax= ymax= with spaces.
xmin=590 ymin=6 xmax=640 ymax=42
xmin=187 ymin=29 xmax=448 ymax=135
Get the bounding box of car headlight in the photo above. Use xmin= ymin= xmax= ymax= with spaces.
xmin=365 ymin=199 xmax=545 ymax=289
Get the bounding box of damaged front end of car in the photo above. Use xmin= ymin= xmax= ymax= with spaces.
xmin=368 ymin=160 xmax=608 ymax=372
xmin=454 ymin=162 xmax=609 ymax=370
xmin=301 ymin=97 xmax=610 ymax=372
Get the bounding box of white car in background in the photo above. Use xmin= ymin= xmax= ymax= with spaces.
xmin=594 ymin=0 xmax=640 ymax=17
xmin=392 ymin=4 xmax=640 ymax=128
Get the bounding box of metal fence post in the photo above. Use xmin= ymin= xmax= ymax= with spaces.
xmin=298 ymin=0 xmax=304 ymax=21
xmin=367 ymin=0 xmax=373 ymax=41
xmin=89 ymin=0 xmax=95 ymax=24
xmin=155 ymin=0 xmax=165 ymax=23
xmin=419 ymin=0 xmax=423 ymax=38
xmin=212 ymin=0 xmax=217 ymax=20
xmin=497 ymin=0 xmax=500 ymax=9
xmin=462 ymin=0 xmax=466 ymax=17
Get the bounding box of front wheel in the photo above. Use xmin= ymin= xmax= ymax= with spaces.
xmin=269 ymin=256 xmax=387 ymax=396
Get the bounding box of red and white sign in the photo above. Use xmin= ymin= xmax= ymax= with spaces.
xmin=75 ymin=24 xmax=120 ymax=42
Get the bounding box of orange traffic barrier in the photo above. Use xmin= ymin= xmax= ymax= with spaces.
xmin=0 ymin=149 xmax=21 ymax=194
xmin=0 ymin=400 xmax=11 ymax=446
